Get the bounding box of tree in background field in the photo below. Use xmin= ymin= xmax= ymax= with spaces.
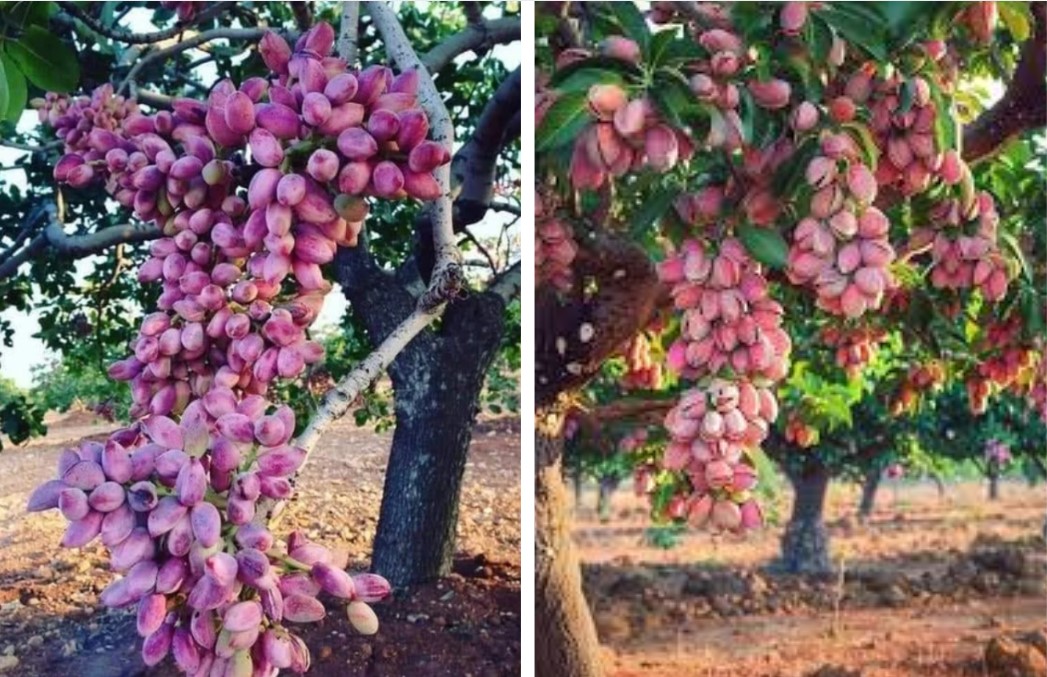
xmin=535 ymin=2 xmax=1045 ymax=674
xmin=0 ymin=1 xmax=520 ymax=591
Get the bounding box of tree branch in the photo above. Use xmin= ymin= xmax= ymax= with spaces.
xmin=291 ymin=2 xmax=315 ymax=32
xmin=44 ymin=220 xmax=161 ymax=257
xmin=133 ymin=88 xmax=175 ymax=109
xmin=338 ymin=1 xmax=362 ymax=63
xmin=962 ymin=3 xmax=1047 ymax=163
xmin=460 ymin=226 xmax=499 ymax=273
xmin=452 ymin=67 xmax=521 ymax=226
xmin=490 ymin=199 xmax=521 ymax=216
xmin=414 ymin=66 xmax=521 ymax=284
xmin=0 ymin=234 xmax=46 ymax=281
xmin=487 ymin=260 xmax=521 ymax=303
xmin=61 ymin=2 xmax=236 ymax=44
xmin=0 ymin=203 xmax=51 ymax=280
xmin=0 ymin=203 xmax=162 ymax=282
xmin=580 ymin=398 xmax=674 ymax=424
xmin=421 ymin=17 xmax=521 ymax=72
xmin=1 ymin=140 xmax=61 ymax=153
xmin=367 ymin=0 xmax=462 ymax=310
xmin=462 ymin=2 xmax=484 ymax=25
xmin=536 ymin=234 xmax=664 ymax=407
xmin=117 ymin=28 xmax=270 ymax=96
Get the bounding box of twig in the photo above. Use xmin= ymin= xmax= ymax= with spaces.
xmin=61 ymin=2 xmax=236 ymax=44
xmin=338 ymin=1 xmax=361 ymax=63
xmin=490 ymin=199 xmax=522 ymax=216
xmin=0 ymin=234 xmax=45 ymax=280
xmin=1 ymin=140 xmax=60 ymax=153
xmin=117 ymin=28 xmax=269 ymax=96
xmin=367 ymin=0 xmax=462 ymax=310
xmin=421 ymin=17 xmax=521 ymax=72
xmin=461 ymin=226 xmax=499 ymax=273
xmin=0 ymin=203 xmax=162 ymax=282
xmin=44 ymin=220 xmax=161 ymax=257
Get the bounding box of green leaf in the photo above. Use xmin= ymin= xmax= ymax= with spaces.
xmin=927 ymin=79 xmax=957 ymax=151
xmin=537 ymin=91 xmax=591 ymax=153
xmin=998 ymin=230 xmax=1031 ymax=282
xmin=0 ymin=56 xmax=10 ymax=121
xmin=897 ymin=79 xmax=915 ymax=116
xmin=877 ymin=2 xmax=940 ymax=46
xmin=806 ymin=15 xmax=834 ymax=66
xmin=819 ymin=8 xmax=887 ymax=61
xmin=841 ymin=121 xmax=879 ymax=170
xmin=0 ymin=53 xmax=27 ymax=123
xmin=554 ymin=68 xmax=626 ymax=95
xmin=999 ymin=2 xmax=1032 ymax=41
xmin=550 ymin=55 xmax=643 ymax=88
xmin=1020 ymin=290 xmax=1046 ymax=341
xmin=6 ymin=25 xmax=80 ymax=93
xmin=605 ymin=2 xmax=650 ymax=51
xmin=647 ymin=27 xmax=680 ymax=67
xmin=650 ymin=68 xmax=696 ymax=129
xmin=628 ymin=185 xmax=676 ymax=236
xmin=737 ymin=224 xmax=788 ymax=270
xmin=660 ymin=37 xmax=705 ymax=65
xmin=0 ymin=1 xmax=55 ymax=28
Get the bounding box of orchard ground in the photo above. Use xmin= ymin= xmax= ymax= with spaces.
xmin=0 ymin=410 xmax=521 ymax=677
xmin=574 ymin=477 xmax=1046 ymax=677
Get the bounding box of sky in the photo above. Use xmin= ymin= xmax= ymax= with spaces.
xmin=0 ymin=8 xmax=521 ymax=390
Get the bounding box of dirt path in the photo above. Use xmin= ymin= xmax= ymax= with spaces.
xmin=605 ymin=596 xmax=1044 ymax=677
xmin=0 ymin=414 xmax=521 ymax=676
xmin=575 ymin=480 xmax=1047 ymax=677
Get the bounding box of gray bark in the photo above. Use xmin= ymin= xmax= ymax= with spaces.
xmin=335 ymin=243 xmax=509 ymax=586
xmin=780 ymin=463 xmax=833 ymax=575
xmin=857 ymin=468 xmax=881 ymax=521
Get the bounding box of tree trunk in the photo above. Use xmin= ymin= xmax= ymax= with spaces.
xmin=371 ymin=294 xmax=508 ymax=586
xmin=857 ymin=468 xmax=881 ymax=521
xmin=988 ymin=470 xmax=1000 ymax=501
xmin=536 ymin=405 xmax=603 ymax=677
xmin=596 ymin=475 xmax=617 ymax=522
xmin=930 ymin=472 xmax=947 ymax=499
xmin=780 ymin=463 xmax=833 ymax=575
xmin=335 ymin=244 xmax=511 ymax=586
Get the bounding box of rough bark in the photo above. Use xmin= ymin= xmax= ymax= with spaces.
xmin=534 ymin=232 xmax=661 ymax=673
xmin=334 ymin=243 xmax=508 ymax=585
xmin=371 ymin=293 xmax=507 ymax=585
xmin=536 ymin=404 xmax=603 ymax=677
xmin=780 ymin=463 xmax=833 ymax=575
xmin=857 ymin=468 xmax=881 ymax=521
